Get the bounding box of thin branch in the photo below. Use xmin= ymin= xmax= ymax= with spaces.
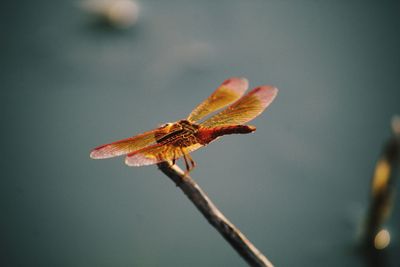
xmin=157 ymin=162 xmax=274 ymax=267
xmin=362 ymin=116 xmax=400 ymax=249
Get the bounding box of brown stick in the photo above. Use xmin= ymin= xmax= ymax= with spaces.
xmin=157 ymin=161 xmax=274 ymax=267
xmin=362 ymin=116 xmax=400 ymax=249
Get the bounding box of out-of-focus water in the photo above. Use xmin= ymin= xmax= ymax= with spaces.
xmin=1 ymin=1 xmax=399 ymax=266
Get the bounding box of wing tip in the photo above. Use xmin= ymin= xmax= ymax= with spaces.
xmin=253 ymin=85 xmax=278 ymax=93
xmin=222 ymin=77 xmax=249 ymax=93
xmin=89 ymin=143 xmax=109 ymax=159
xmin=90 ymin=149 xmax=102 ymax=159
xmin=252 ymin=85 xmax=278 ymax=104
xmin=90 ymin=145 xmax=118 ymax=159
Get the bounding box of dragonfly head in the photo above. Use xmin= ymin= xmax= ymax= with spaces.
xmin=159 ymin=122 xmax=173 ymax=128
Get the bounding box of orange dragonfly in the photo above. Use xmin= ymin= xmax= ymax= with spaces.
xmin=90 ymin=77 xmax=278 ymax=173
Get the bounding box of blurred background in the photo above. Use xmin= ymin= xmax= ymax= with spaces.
xmin=1 ymin=0 xmax=399 ymax=266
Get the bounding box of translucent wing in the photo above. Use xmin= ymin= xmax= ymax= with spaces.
xmin=200 ymin=86 xmax=278 ymax=128
xmin=90 ymin=128 xmax=166 ymax=159
xmin=125 ymin=142 xmax=203 ymax=166
xmin=187 ymin=77 xmax=248 ymax=122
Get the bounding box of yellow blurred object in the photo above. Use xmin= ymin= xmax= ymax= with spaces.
xmin=371 ymin=159 xmax=391 ymax=196
xmin=81 ymin=0 xmax=140 ymax=28
xmin=374 ymin=229 xmax=391 ymax=250
xmin=362 ymin=115 xmax=400 ymax=250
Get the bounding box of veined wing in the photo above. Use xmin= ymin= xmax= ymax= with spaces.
xmin=125 ymin=142 xmax=203 ymax=166
xmin=187 ymin=77 xmax=248 ymax=123
xmin=90 ymin=128 xmax=165 ymax=159
xmin=200 ymin=86 xmax=278 ymax=128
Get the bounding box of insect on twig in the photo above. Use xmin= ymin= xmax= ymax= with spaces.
xmin=90 ymin=77 xmax=278 ymax=173
xmin=90 ymin=77 xmax=278 ymax=267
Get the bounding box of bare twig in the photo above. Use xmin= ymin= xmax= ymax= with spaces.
xmin=157 ymin=161 xmax=274 ymax=267
xmin=362 ymin=116 xmax=400 ymax=249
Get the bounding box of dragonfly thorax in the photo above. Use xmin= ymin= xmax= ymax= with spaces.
xmin=177 ymin=119 xmax=200 ymax=133
xmin=154 ymin=120 xmax=201 ymax=146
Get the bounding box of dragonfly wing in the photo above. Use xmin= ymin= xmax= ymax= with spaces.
xmin=187 ymin=77 xmax=248 ymax=123
xmin=200 ymin=86 xmax=278 ymax=127
xmin=90 ymin=128 xmax=164 ymax=159
xmin=125 ymin=142 xmax=203 ymax=166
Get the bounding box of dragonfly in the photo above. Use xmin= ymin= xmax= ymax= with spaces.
xmin=90 ymin=77 xmax=278 ymax=173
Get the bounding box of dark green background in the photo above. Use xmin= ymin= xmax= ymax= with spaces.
xmin=1 ymin=0 xmax=399 ymax=266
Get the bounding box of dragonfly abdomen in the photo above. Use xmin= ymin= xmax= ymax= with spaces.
xmin=197 ymin=125 xmax=256 ymax=144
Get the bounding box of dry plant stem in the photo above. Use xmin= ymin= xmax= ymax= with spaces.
xmin=363 ymin=119 xmax=400 ymax=248
xmin=157 ymin=162 xmax=274 ymax=267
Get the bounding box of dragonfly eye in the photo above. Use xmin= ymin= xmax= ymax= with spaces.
xmin=159 ymin=122 xmax=172 ymax=128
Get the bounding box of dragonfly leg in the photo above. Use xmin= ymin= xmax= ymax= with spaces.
xmin=182 ymin=153 xmax=196 ymax=177
xmin=182 ymin=153 xmax=190 ymax=174
xmin=186 ymin=153 xmax=196 ymax=171
xmin=172 ymin=150 xmax=176 ymax=166
xmin=179 ymin=148 xmax=191 ymax=176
